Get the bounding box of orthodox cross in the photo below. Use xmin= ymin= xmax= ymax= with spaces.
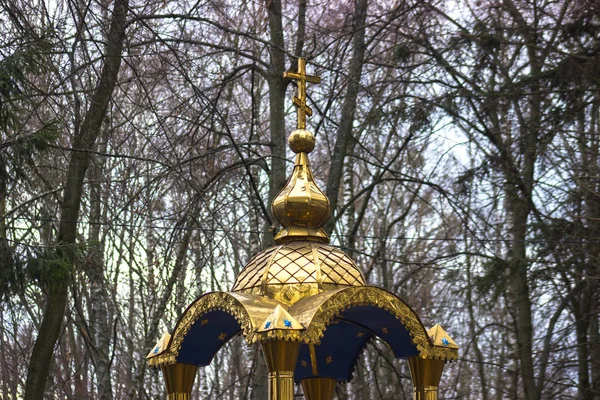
xmin=284 ymin=58 xmax=321 ymax=129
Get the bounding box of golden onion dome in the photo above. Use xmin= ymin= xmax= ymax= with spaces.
xmin=231 ymin=240 xmax=365 ymax=305
xmin=271 ymin=129 xmax=331 ymax=244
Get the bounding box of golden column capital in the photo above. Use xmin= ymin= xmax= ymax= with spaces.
xmin=261 ymin=340 xmax=301 ymax=400
xmin=301 ymin=377 xmax=337 ymax=400
xmin=161 ymin=363 xmax=198 ymax=400
xmin=408 ymin=357 xmax=445 ymax=400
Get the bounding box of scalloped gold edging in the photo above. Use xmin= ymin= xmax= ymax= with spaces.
xmin=149 ymin=287 xmax=457 ymax=368
xmin=148 ymin=292 xmax=260 ymax=367
xmin=291 ymin=286 xmax=457 ymax=361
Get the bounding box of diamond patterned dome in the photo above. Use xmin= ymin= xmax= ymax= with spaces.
xmin=232 ymin=241 xmax=365 ymax=305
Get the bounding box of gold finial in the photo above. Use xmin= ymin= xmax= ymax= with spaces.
xmin=284 ymin=58 xmax=321 ymax=129
xmin=272 ymin=59 xmax=329 ymax=244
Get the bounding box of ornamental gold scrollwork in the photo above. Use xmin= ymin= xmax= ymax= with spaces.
xmin=256 ymin=328 xmax=305 ymax=342
xmin=148 ymin=292 xmax=257 ymax=367
xmin=293 ymin=286 xmax=458 ymax=361
xmin=423 ymin=344 xmax=459 ymax=361
xmin=149 ymin=287 xmax=457 ymax=368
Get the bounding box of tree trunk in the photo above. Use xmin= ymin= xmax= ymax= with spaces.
xmin=575 ymin=288 xmax=592 ymax=400
xmin=590 ymin=312 xmax=600 ymax=396
xmin=265 ymin=0 xmax=287 ymax=238
xmin=23 ymin=0 xmax=129 ymax=397
xmin=325 ymin=0 xmax=368 ymax=235
xmin=508 ymin=199 xmax=536 ymax=399
xmin=504 ymin=108 xmax=538 ymax=400
xmin=86 ymin=128 xmax=113 ymax=400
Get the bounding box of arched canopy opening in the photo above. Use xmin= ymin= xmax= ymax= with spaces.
xmin=294 ymin=320 xmax=372 ymax=382
xmin=175 ymin=309 xmax=241 ymax=366
xmin=340 ymin=306 xmax=420 ymax=358
xmin=147 ymin=291 xmax=280 ymax=368
xmin=289 ymin=286 xmax=431 ymax=382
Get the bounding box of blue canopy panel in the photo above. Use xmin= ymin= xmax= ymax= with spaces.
xmin=175 ymin=310 xmax=241 ymax=366
xmin=340 ymin=306 xmax=419 ymax=359
xmin=294 ymin=320 xmax=372 ymax=382
xmin=294 ymin=305 xmax=419 ymax=382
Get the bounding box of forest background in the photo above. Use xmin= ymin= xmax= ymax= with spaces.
xmin=0 ymin=0 xmax=599 ymax=399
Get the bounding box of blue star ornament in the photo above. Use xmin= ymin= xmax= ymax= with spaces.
xmin=283 ymin=319 xmax=292 ymax=328
xmin=442 ymin=337 xmax=449 ymax=346
xmin=265 ymin=321 xmax=272 ymax=329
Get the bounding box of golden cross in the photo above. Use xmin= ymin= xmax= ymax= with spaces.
xmin=283 ymin=58 xmax=321 ymax=129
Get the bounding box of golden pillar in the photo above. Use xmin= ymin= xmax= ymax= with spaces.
xmin=261 ymin=340 xmax=301 ymax=400
xmin=301 ymin=377 xmax=337 ymax=400
xmin=161 ymin=363 xmax=198 ymax=400
xmin=408 ymin=357 xmax=445 ymax=400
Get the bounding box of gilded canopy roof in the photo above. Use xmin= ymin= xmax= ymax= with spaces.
xmin=231 ymin=240 xmax=366 ymax=306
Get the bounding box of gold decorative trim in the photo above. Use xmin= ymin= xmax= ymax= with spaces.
xmin=291 ymin=286 xmax=458 ymax=361
xmin=148 ymin=292 xmax=276 ymax=367
xmin=424 ymin=344 xmax=459 ymax=361
xmin=256 ymin=328 xmax=306 ymax=342
xmin=147 ymin=331 xmax=171 ymax=358
xmin=258 ymin=304 xmax=304 ymax=332
xmin=149 ymin=289 xmax=456 ymax=368
xmin=427 ymin=324 xmax=458 ymax=349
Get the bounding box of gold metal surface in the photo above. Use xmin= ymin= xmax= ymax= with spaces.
xmin=290 ymin=286 xmax=427 ymax=346
xmin=166 ymin=395 xmax=191 ymax=400
xmin=272 ymin=138 xmax=330 ymax=244
xmin=149 ymin=287 xmax=457 ymax=368
xmin=288 ymin=129 xmax=316 ymax=153
xmin=262 ymin=341 xmax=301 ymax=400
xmin=289 ymin=286 xmax=459 ymax=360
xmin=232 ymin=241 xmax=365 ymax=306
xmin=412 ymin=386 xmax=440 ymax=400
xmin=259 ymin=304 xmax=304 ymax=332
xmin=283 ymin=58 xmax=321 ymax=129
xmin=147 ymin=332 xmax=171 ymax=358
xmin=427 ymin=324 xmax=459 ymax=349
xmin=301 ymin=377 xmax=337 ymax=400
xmin=148 ymin=292 xmax=281 ymax=367
xmin=267 ymin=371 xmax=295 ymax=400
xmin=262 ymin=340 xmax=301 ymax=371
xmin=309 ymin=344 xmax=318 ymax=375
xmin=408 ymin=357 xmax=445 ymax=400
xmin=161 ymin=363 xmax=198 ymax=400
